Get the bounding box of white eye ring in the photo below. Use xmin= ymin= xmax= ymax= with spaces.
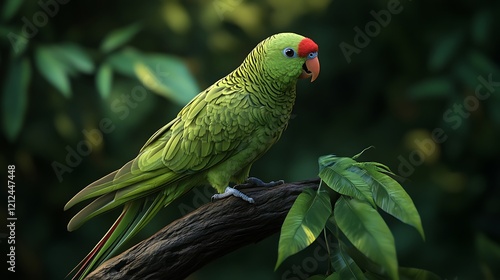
xmin=283 ymin=47 xmax=296 ymax=58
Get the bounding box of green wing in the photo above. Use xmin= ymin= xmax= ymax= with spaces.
xmin=66 ymin=81 xmax=266 ymax=279
xmin=65 ymin=81 xmax=258 ymax=230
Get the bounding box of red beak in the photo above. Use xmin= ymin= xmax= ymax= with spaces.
xmin=299 ymin=57 xmax=320 ymax=82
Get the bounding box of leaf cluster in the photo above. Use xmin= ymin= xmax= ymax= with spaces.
xmin=1 ymin=5 xmax=198 ymax=142
xmin=276 ymin=150 xmax=438 ymax=280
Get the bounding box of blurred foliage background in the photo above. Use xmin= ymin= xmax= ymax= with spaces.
xmin=1 ymin=0 xmax=499 ymax=279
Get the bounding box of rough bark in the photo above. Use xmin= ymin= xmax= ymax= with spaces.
xmin=86 ymin=179 xmax=320 ymax=280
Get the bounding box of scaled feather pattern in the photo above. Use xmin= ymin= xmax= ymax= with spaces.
xmin=65 ymin=32 xmax=319 ymax=279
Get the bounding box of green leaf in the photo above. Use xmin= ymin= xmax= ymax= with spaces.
xmin=2 ymin=0 xmax=23 ymax=21
xmin=331 ymin=241 xmax=365 ymax=280
xmin=276 ymin=188 xmax=332 ymax=269
xmin=334 ymin=197 xmax=398 ymax=280
xmin=2 ymin=57 xmax=31 ymax=141
xmin=319 ymin=157 xmax=375 ymax=207
xmin=55 ymin=43 xmax=95 ymax=74
xmin=325 ymin=273 xmax=341 ymax=280
xmin=133 ymin=54 xmax=198 ymax=105
xmin=476 ymin=232 xmax=500 ymax=274
xmin=359 ymin=164 xmax=425 ymax=240
xmin=107 ymin=47 xmax=139 ymax=77
xmin=325 ymin=215 xmax=338 ymax=237
xmin=428 ymin=30 xmax=463 ymax=72
xmin=365 ymin=271 xmax=389 ymax=280
xmin=33 ymin=44 xmax=93 ymax=97
xmin=96 ymin=63 xmax=113 ymax=99
xmin=108 ymin=48 xmax=199 ymax=106
xmin=341 ymin=240 xmax=387 ymax=277
xmin=472 ymin=10 xmax=492 ymax=46
xmin=35 ymin=46 xmax=71 ymax=97
xmin=318 ymin=154 xmax=338 ymax=172
xmin=100 ymin=23 xmax=142 ymax=53
xmin=398 ymin=267 xmax=441 ymax=280
xmin=352 ymin=146 xmax=374 ymax=160
xmin=308 ymin=273 xmax=341 ymax=280
xmin=356 ymin=161 xmax=393 ymax=175
xmin=407 ymin=78 xmax=454 ymax=99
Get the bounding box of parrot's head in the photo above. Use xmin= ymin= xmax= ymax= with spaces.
xmin=256 ymin=33 xmax=320 ymax=85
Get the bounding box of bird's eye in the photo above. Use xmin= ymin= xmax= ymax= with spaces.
xmin=283 ymin=47 xmax=296 ymax=58
xmin=308 ymin=52 xmax=318 ymax=59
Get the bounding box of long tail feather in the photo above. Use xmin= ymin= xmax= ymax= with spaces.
xmin=68 ymin=204 xmax=128 ymax=279
xmin=64 ymin=171 xmax=117 ymax=211
xmin=67 ymin=193 xmax=114 ymax=232
xmin=67 ymin=191 xmax=170 ymax=280
xmin=68 ymin=201 xmax=141 ymax=279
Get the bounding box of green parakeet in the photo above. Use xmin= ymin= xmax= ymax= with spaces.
xmin=65 ymin=32 xmax=320 ymax=279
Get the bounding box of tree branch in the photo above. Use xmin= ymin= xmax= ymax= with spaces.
xmin=86 ymin=179 xmax=320 ymax=280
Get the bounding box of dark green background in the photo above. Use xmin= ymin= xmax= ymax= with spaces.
xmin=1 ymin=0 xmax=499 ymax=279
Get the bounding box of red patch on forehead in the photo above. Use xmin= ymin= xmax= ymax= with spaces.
xmin=297 ymin=38 xmax=318 ymax=57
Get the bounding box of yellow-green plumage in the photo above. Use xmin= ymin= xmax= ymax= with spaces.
xmin=65 ymin=32 xmax=319 ymax=279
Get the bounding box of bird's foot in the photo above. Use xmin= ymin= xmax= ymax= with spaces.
xmin=234 ymin=177 xmax=284 ymax=189
xmin=211 ymin=187 xmax=255 ymax=204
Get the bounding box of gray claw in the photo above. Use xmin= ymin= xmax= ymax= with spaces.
xmin=211 ymin=187 xmax=255 ymax=204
